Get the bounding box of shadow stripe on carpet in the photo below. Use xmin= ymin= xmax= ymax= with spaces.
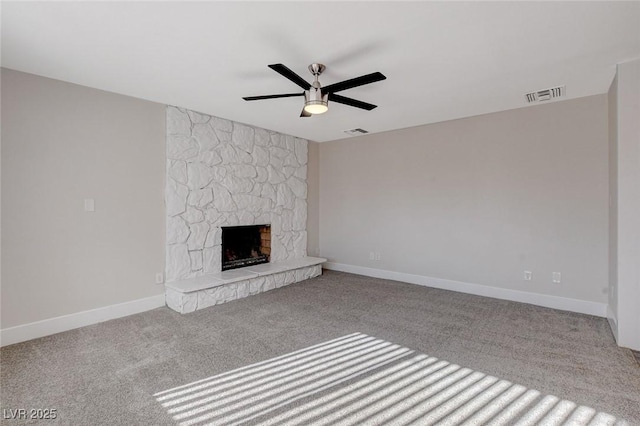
xmin=154 ymin=333 xmax=628 ymax=426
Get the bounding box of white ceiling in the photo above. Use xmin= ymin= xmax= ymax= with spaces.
xmin=2 ymin=2 xmax=639 ymax=142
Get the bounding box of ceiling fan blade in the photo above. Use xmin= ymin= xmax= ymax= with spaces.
xmin=243 ymin=93 xmax=304 ymax=101
xmin=328 ymin=93 xmax=377 ymax=110
xmin=268 ymin=64 xmax=312 ymax=90
xmin=300 ymin=107 xmax=312 ymax=118
xmin=322 ymin=72 xmax=386 ymax=94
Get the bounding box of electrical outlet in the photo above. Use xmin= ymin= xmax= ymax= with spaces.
xmin=552 ymin=272 xmax=561 ymax=284
xmin=84 ymin=198 xmax=95 ymax=212
xmin=369 ymin=252 xmax=375 ymax=261
xmin=524 ymin=270 xmax=533 ymax=281
xmin=375 ymin=252 xmax=381 ymax=261
xmin=155 ymin=273 xmax=164 ymax=284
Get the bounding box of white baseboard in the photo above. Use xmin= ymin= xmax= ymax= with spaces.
xmin=324 ymin=262 xmax=608 ymax=318
xmin=0 ymin=294 xmax=166 ymax=347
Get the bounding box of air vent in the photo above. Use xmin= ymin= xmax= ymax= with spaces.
xmin=343 ymin=128 xmax=369 ymax=136
xmin=525 ymin=86 xmax=565 ymax=103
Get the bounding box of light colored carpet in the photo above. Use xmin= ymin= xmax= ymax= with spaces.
xmin=155 ymin=333 xmax=629 ymax=425
xmin=1 ymin=270 xmax=639 ymax=425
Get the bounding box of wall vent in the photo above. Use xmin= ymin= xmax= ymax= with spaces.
xmin=343 ymin=128 xmax=369 ymax=136
xmin=525 ymin=85 xmax=565 ymax=103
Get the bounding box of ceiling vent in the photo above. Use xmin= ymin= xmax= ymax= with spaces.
xmin=343 ymin=128 xmax=369 ymax=136
xmin=525 ymin=86 xmax=565 ymax=103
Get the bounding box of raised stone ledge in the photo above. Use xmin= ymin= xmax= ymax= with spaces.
xmin=165 ymin=257 xmax=326 ymax=313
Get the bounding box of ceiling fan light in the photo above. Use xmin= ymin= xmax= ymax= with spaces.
xmin=304 ymin=101 xmax=328 ymax=115
xmin=304 ymin=89 xmax=329 ymax=115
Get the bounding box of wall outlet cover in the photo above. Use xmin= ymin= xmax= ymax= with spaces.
xmin=84 ymin=198 xmax=95 ymax=212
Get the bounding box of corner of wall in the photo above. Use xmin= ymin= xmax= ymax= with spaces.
xmin=306 ymin=141 xmax=321 ymax=257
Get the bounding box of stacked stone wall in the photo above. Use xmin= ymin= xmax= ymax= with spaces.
xmin=166 ymin=106 xmax=308 ymax=281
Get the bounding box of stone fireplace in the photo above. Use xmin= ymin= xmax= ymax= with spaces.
xmin=164 ymin=106 xmax=325 ymax=314
xmin=165 ymin=106 xmax=309 ymax=282
xmin=222 ymin=224 xmax=271 ymax=271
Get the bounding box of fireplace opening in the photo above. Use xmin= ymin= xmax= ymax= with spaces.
xmin=221 ymin=224 xmax=271 ymax=271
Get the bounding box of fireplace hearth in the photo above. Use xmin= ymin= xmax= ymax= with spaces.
xmin=221 ymin=225 xmax=271 ymax=271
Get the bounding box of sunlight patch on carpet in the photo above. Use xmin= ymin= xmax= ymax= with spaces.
xmin=154 ymin=333 xmax=628 ymax=425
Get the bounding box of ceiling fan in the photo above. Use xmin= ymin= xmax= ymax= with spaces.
xmin=243 ymin=63 xmax=386 ymax=117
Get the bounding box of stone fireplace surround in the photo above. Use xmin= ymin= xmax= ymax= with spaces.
xmin=165 ymin=106 xmax=324 ymax=313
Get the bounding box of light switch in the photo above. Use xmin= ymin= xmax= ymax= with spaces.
xmin=84 ymin=198 xmax=95 ymax=212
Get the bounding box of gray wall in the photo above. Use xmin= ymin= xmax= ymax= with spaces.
xmin=319 ymin=95 xmax=609 ymax=304
xmin=610 ymin=59 xmax=640 ymax=350
xmin=1 ymin=69 xmax=166 ymax=328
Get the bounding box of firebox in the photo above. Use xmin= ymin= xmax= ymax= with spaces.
xmin=221 ymin=224 xmax=271 ymax=271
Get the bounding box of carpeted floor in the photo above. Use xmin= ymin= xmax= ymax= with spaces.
xmin=1 ymin=270 xmax=639 ymax=425
xmin=153 ymin=333 xmax=630 ymax=425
